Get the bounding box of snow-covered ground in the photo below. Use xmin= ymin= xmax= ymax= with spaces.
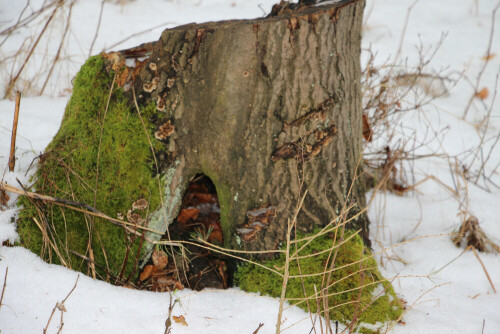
xmin=1 ymin=0 xmax=499 ymax=333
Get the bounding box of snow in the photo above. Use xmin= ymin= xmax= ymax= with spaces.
xmin=1 ymin=0 xmax=499 ymax=333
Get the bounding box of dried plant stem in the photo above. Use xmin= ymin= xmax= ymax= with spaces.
xmin=0 ymin=1 xmax=57 ymax=37
xmin=5 ymin=0 xmax=62 ymax=98
xmin=321 ymin=218 xmax=345 ymax=333
xmin=43 ymin=275 xmax=79 ymax=334
xmin=0 ymin=1 xmax=29 ymax=47
xmin=0 ymin=267 xmax=8 ymax=311
xmin=0 ymin=182 xmax=162 ymax=235
xmin=88 ymin=0 xmax=105 ymax=57
xmin=432 ymin=244 xmax=496 ymax=293
xmin=8 ymin=91 xmax=21 ymax=171
xmin=164 ymin=293 xmax=178 ymax=334
xmin=276 ymin=191 xmax=307 ymax=334
xmin=40 ymin=0 xmax=76 ymax=95
xmin=32 ymin=217 xmax=69 ymax=267
xmin=252 ymin=323 xmax=265 ymax=334
xmin=394 ymin=0 xmax=419 ymax=63
xmin=165 ymin=239 xmax=282 ymax=276
xmin=275 ymin=218 xmax=293 ymax=334
xmin=471 ymin=247 xmax=497 ymax=293
xmin=463 ymin=2 xmax=500 ymax=118
xmin=105 ymin=21 xmax=175 ymax=51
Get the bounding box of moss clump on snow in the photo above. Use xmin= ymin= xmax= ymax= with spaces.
xmin=17 ymin=55 xmax=161 ymax=279
xmin=235 ymin=230 xmax=403 ymax=333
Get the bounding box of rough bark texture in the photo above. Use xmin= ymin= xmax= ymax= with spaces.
xmin=111 ymin=0 xmax=369 ymax=256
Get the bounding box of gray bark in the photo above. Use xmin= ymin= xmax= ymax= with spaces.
xmin=112 ymin=0 xmax=368 ymax=256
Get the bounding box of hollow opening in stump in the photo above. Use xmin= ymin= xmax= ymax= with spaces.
xmin=141 ymin=174 xmax=235 ymax=291
xmin=172 ymin=174 xmax=223 ymax=245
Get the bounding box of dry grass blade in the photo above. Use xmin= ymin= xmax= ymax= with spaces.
xmin=5 ymin=0 xmax=63 ymax=98
xmin=276 ymin=191 xmax=307 ymax=334
xmin=0 ymin=267 xmax=8 ymax=311
xmin=39 ymin=0 xmax=76 ymax=95
xmin=88 ymin=0 xmax=105 ymax=57
xmin=471 ymin=247 xmax=497 ymax=294
xmin=0 ymin=182 xmax=163 ymax=235
xmin=32 ymin=217 xmax=69 ymax=268
xmin=463 ymin=2 xmax=500 ymax=118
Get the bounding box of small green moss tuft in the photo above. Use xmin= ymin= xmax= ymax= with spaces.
xmin=235 ymin=230 xmax=403 ymax=332
xmin=17 ymin=55 xmax=161 ymax=279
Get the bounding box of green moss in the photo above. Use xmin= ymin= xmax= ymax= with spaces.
xmin=17 ymin=55 xmax=161 ymax=279
xmin=235 ymin=230 xmax=403 ymax=333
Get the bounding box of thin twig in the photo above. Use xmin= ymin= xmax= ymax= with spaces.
xmin=105 ymin=21 xmax=176 ymax=51
xmin=40 ymin=0 xmax=76 ymax=95
xmin=0 ymin=1 xmax=57 ymax=37
xmin=0 ymin=182 xmax=163 ymax=235
xmin=0 ymin=267 xmax=8 ymax=310
xmin=252 ymin=323 xmax=264 ymax=334
xmin=164 ymin=293 xmax=178 ymax=334
xmin=8 ymin=91 xmax=21 ymax=171
xmin=471 ymin=247 xmax=497 ymax=293
xmin=43 ymin=275 xmax=79 ymax=334
xmin=88 ymin=0 xmax=105 ymax=57
xmin=463 ymin=2 xmax=500 ymax=118
xmin=5 ymin=0 xmax=62 ymax=98
xmin=0 ymin=1 xmax=29 ymax=47
xmin=276 ymin=191 xmax=308 ymax=334
xmin=394 ymin=0 xmax=419 ymax=63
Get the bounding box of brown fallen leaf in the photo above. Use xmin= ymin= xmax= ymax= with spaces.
xmin=139 ymin=264 xmax=155 ymax=281
xmin=362 ymin=113 xmax=373 ymax=142
xmin=474 ymin=87 xmax=489 ymax=100
xmin=174 ymin=281 xmax=184 ymax=290
xmin=0 ymin=189 xmax=10 ymax=209
xmin=152 ymin=248 xmax=169 ymax=270
xmin=482 ymin=53 xmax=496 ymax=61
xmin=173 ymin=315 xmax=188 ymax=326
xmin=193 ymin=192 xmax=217 ymax=204
xmin=208 ymin=229 xmax=223 ymax=244
xmin=176 ymin=208 xmax=200 ymax=224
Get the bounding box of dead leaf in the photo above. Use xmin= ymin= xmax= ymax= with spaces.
xmin=174 ymin=281 xmax=184 ymax=290
xmin=208 ymin=229 xmax=223 ymax=244
xmin=0 ymin=189 xmax=10 ymax=209
xmin=173 ymin=315 xmax=188 ymax=326
xmin=193 ymin=192 xmax=217 ymax=204
xmin=176 ymin=208 xmax=200 ymax=224
xmin=362 ymin=113 xmax=373 ymax=142
xmin=482 ymin=53 xmax=496 ymax=61
xmin=152 ymin=249 xmax=169 ymax=270
xmin=140 ymin=264 xmax=155 ymax=281
xmin=474 ymin=87 xmax=489 ymax=100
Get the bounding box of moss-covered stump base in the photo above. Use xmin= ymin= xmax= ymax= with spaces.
xmin=17 ymin=56 xmax=161 ymax=279
xmin=235 ymin=230 xmax=403 ymax=333
xmin=16 ymin=0 xmax=372 ymax=288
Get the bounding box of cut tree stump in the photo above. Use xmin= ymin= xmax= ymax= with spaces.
xmin=17 ymin=0 xmax=369 ymax=278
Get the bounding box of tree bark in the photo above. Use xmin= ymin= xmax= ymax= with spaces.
xmin=108 ymin=0 xmax=369 ymax=256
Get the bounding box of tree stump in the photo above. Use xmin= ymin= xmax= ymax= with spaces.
xmin=18 ymin=0 xmax=368 ymax=279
